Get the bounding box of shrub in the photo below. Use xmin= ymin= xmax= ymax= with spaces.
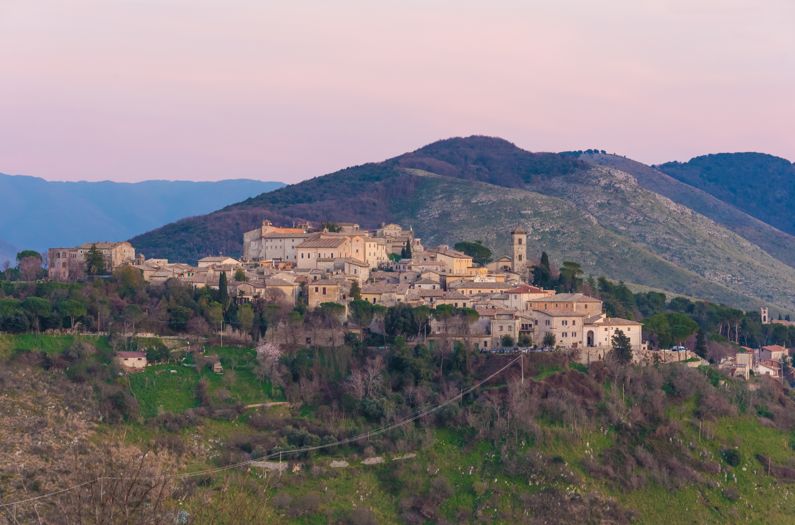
xmin=720 ymin=448 xmax=741 ymax=467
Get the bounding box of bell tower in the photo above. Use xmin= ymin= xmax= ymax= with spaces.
xmin=511 ymin=226 xmax=527 ymax=275
xmin=761 ymin=306 xmax=770 ymax=325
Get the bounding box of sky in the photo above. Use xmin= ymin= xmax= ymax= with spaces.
xmin=1 ymin=0 xmax=793 ymax=183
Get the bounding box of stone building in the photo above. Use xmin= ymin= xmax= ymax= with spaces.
xmin=48 ymin=241 xmax=136 ymax=281
xmin=511 ymin=227 xmax=527 ymax=275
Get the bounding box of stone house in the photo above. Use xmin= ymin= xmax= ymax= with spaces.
xmin=48 ymin=241 xmax=136 ymax=281
xmin=115 ymin=351 xmax=147 ymax=370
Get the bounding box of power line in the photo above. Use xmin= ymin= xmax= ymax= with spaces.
xmin=0 ymin=355 xmax=522 ymax=509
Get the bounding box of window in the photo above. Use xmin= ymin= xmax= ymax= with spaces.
xmin=545 ymin=320 xmax=551 ymax=326
xmin=562 ymin=332 xmax=568 ymax=338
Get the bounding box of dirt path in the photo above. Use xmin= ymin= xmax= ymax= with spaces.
xmin=243 ymin=401 xmax=290 ymax=409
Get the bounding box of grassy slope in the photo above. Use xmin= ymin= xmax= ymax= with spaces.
xmin=4 ymin=334 xmax=795 ymax=523
xmin=583 ymin=153 xmax=795 ymax=270
xmin=141 ymin=371 xmax=795 ymax=524
xmin=129 ymin=345 xmax=281 ymax=418
xmin=519 ymin=166 xmax=795 ymax=312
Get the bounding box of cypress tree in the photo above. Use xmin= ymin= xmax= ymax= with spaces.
xmin=218 ymin=271 xmax=229 ymax=310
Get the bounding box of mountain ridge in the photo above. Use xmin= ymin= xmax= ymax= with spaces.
xmin=0 ymin=173 xmax=284 ymax=255
xmin=657 ymin=152 xmax=795 ymax=236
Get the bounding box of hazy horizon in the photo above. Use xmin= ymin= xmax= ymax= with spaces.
xmin=2 ymin=0 xmax=793 ymax=183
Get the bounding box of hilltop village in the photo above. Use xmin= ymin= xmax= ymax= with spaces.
xmin=49 ymin=221 xmax=646 ymax=359
xmin=45 ymin=219 xmax=795 ymax=373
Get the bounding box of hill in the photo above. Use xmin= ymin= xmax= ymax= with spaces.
xmin=4 ymin=333 xmax=795 ymax=523
xmin=131 ymin=137 xmax=795 ymax=312
xmin=578 ymin=153 xmax=795 ymax=270
xmin=0 ymin=173 xmax=284 ymax=254
xmin=657 ymin=153 xmax=795 ymax=236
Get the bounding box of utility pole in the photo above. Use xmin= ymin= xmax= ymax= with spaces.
xmin=520 ymin=352 xmax=524 ymax=385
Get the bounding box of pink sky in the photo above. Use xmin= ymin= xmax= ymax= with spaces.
xmin=1 ymin=0 xmax=793 ymax=183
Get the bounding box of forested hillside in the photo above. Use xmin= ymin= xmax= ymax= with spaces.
xmin=658 ymin=153 xmax=795 ymax=236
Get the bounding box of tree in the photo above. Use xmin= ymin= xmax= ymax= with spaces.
xmin=500 ymin=334 xmax=515 ymax=347
xmin=218 ymin=271 xmax=229 ymax=310
xmin=542 ymin=332 xmax=556 ymax=348
xmin=168 ymin=305 xmax=192 ymax=331
xmin=695 ymin=328 xmax=707 ymax=359
xmin=22 ymin=296 xmax=51 ymax=332
xmin=234 ymin=268 xmax=247 ymax=282
xmin=16 ymin=250 xmax=43 ymax=281
xmin=453 ymin=241 xmax=492 ymax=266
xmin=114 ymin=266 xmax=145 ymax=299
xmin=206 ymin=301 xmax=224 ymax=332
xmin=557 ymin=261 xmax=583 ymax=292
xmin=238 ymin=303 xmax=255 ymax=335
xmin=59 ymin=298 xmax=87 ymax=331
xmin=668 ymin=312 xmax=699 ymax=345
xmin=123 ymin=304 xmax=145 ymax=334
xmin=85 ymin=244 xmax=106 ymax=275
xmin=532 ymin=252 xmax=553 ymax=289
xmin=350 ymin=280 xmax=362 ymax=301
xmin=610 ymin=329 xmax=633 ymax=364
xmin=400 ymin=240 xmax=413 ymax=259
xmin=15 ymin=249 xmax=40 ymax=262
xmin=385 ymin=304 xmax=419 ymax=339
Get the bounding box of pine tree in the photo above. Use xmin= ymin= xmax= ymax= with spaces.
xmin=610 ymin=329 xmax=632 ymax=364
xmin=85 ymin=244 xmax=106 ymax=275
xmin=695 ymin=328 xmax=707 ymax=359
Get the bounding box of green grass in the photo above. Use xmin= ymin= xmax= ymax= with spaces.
xmin=129 ymin=365 xmax=202 ymax=417
xmin=0 ymin=333 xmax=112 ymax=359
xmin=129 ymin=345 xmax=281 ymax=418
xmin=533 ymin=363 xmax=562 ymax=381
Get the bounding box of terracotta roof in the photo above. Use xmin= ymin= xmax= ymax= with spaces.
xmin=591 ymin=317 xmax=642 ymax=327
xmin=297 ymin=237 xmax=348 ymax=249
xmin=450 ymin=281 xmax=513 ymax=290
xmin=265 ymin=278 xmax=296 ymax=287
xmin=116 ymin=351 xmax=146 ymax=359
xmin=362 ymin=283 xmax=399 ymax=294
xmin=505 ymin=283 xmax=545 ymax=294
xmin=532 ymin=293 xmax=602 ymax=303
xmin=434 ymin=249 xmax=472 ymax=260
xmin=762 ymin=345 xmax=788 ymax=353
xmin=262 ymin=232 xmax=311 ymax=239
xmin=533 ymin=309 xmax=589 ymax=318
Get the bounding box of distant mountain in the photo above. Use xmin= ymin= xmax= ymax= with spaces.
xmin=131 ymin=136 xmax=795 ymax=313
xmin=0 ymin=238 xmax=17 ymax=267
xmin=0 ymin=174 xmax=284 ymax=254
xmin=657 ymin=153 xmax=795 ymax=236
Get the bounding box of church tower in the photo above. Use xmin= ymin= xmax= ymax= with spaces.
xmin=761 ymin=306 xmax=770 ymax=325
xmin=511 ymin=227 xmax=527 ymax=275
